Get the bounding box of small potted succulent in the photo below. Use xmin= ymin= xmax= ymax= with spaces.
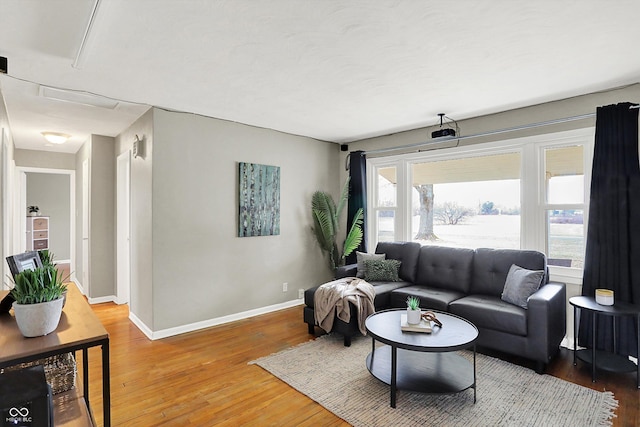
xmin=10 ymin=265 xmax=67 ymax=337
xmin=406 ymin=295 xmax=421 ymax=325
xmin=27 ymin=205 xmax=40 ymax=216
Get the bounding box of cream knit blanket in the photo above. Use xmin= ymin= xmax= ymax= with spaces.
xmin=314 ymin=277 xmax=375 ymax=335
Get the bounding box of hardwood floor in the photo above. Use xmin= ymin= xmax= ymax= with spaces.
xmin=79 ymin=302 xmax=639 ymax=426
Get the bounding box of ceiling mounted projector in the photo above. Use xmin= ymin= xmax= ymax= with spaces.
xmin=432 ymin=127 xmax=456 ymax=138
xmin=431 ymin=113 xmax=457 ymax=139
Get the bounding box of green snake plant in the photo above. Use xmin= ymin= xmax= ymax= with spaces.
xmin=312 ymin=178 xmax=364 ymax=271
xmin=10 ymin=265 xmax=67 ymax=305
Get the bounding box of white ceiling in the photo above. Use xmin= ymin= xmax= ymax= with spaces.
xmin=1 ymin=1 xmax=640 ymax=154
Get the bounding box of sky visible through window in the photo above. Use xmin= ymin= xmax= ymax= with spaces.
xmin=425 ymin=179 xmax=520 ymax=210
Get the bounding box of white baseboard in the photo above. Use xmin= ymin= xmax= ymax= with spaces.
xmin=130 ymin=298 xmax=304 ymax=341
xmin=129 ymin=311 xmax=154 ymax=339
xmin=87 ymin=295 xmax=117 ymax=304
xmin=71 ymin=279 xmax=116 ymax=304
xmin=71 ymin=279 xmax=84 ymax=295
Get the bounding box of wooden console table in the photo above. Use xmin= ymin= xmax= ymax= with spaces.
xmin=570 ymin=295 xmax=640 ymax=389
xmin=0 ymin=284 xmax=111 ymax=426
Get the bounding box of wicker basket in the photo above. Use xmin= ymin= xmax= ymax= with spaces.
xmin=1 ymin=352 xmax=76 ymax=394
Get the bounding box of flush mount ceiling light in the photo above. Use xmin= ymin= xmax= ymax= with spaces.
xmin=41 ymin=132 xmax=71 ymax=144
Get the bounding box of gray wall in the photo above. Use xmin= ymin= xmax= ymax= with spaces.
xmin=75 ymin=140 xmax=90 ymax=293
xmin=74 ymin=135 xmax=116 ymax=299
xmin=345 ymin=84 xmax=640 ymax=158
xmin=15 ymin=149 xmax=76 ymax=170
xmin=118 ymin=108 xmax=339 ymax=332
xmin=116 ymin=109 xmax=154 ymax=327
xmin=152 ymin=109 xmax=338 ymax=330
xmin=89 ymin=135 xmax=116 ymax=298
xmin=26 ymin=173 xmax=71 ymax=259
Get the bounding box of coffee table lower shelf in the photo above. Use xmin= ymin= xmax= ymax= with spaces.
xmin=366 ymin=345 xmax=476 ymax=401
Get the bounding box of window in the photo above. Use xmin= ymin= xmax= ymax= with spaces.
xmin=410 ymin=153 xmax=521 ymax=249
xmin=373 ymin=166 xmax=397 ymax=243
xmin=543 ymin=145 xmax=586 ymax=268
xmin=367 ymin=128 xmax=593 ymax=273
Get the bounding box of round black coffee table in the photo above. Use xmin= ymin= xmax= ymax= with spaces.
xmin=365 ymin=308 xmax=478 ymax=408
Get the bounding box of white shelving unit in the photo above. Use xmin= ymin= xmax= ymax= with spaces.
xmin=26 ymin=216 xmax=49 ymax=251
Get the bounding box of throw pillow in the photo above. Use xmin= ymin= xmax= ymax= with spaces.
xmin=356 ymin=251 xmax=386 ymax=278
xmin=501 ymin=264 xmax=545 ymax=309
xmin=363 ymin=259 xmax=402 ymax=282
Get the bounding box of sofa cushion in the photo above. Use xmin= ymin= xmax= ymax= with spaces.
xmin=304 ymin=285 xmax=321 ymax=308
xmin=389 ymin=285 xmax=466 ymax=312
xmin=371 ymin=281 xmax=413 ymax=309
xmin=356 ymin=251 xmax=386 ymax=278
xmin=415 ymin=246 xmax=475 ymax=293
xmin=363 ymin=259 xmax=401 ymax=282
xmin=501 ymin=264 xmax=545 ymax=309
xmin=449 ymin=295 xmax=527 ymax=336
xmin=471 ymin=248 xmax=546 ymax=297
xmin=375 ymin=242 xmax=421 ymax=283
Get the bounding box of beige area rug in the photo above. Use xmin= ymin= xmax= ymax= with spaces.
xmin=250 ymin=334 xmax=618 ymax=427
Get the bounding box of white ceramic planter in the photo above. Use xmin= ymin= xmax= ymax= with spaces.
xmin=406 ymin=307 xmax=421 ymax=325
xmin=13 ymin=297 xmax=64 ymax=337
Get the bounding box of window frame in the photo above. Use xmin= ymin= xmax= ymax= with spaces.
xmin=367 ymin=127 xmax=594 ymax=282
xmin=368 ymin=160 xmax=402 ymax=244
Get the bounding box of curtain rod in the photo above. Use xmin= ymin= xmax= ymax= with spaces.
xmin=364 ymin=104 xmax=640 ymax=156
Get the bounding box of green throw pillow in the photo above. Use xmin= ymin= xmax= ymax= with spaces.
xmin=356 ymin=251 xmax=386 ymax=278
xmin=363 ymin=259 xmax=402 ymax=282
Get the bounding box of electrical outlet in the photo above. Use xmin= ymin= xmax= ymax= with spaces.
xmin=282 ymin=282 xmax=288 ymax=292
xmin=298 ymin=288 xmax=305 ymax=299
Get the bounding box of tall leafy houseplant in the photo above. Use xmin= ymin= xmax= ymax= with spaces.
xmin=312 ymin=178 xmax=364 ymax=271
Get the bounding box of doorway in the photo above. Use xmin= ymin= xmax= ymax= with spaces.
xmin=15 ymin=166 xmax=76 ymax=281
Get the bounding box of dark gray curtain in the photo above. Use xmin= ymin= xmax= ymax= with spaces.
xmin=579 ymin=102 xmax=640 ymax=358
xmin=346 ymin=150 xmax=367 ymax=264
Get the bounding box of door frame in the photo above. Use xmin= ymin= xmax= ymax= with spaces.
xmin=15 ymin=166 xmax=76 ymax=281
xmin=116 ymin=150 xmax=131 ymax=305
xmin=82 ymin=159 xmax=90 ymax=296
xmin=1 ymin=130 xmax=13 ymax=288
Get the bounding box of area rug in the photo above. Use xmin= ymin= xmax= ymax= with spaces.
xmin=250 ymin=334 xmax=617 ymax=426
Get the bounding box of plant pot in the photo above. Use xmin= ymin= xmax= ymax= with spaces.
xmin=12 ymin=297 xmax=64 ymax=337
xmin=406 ymin=307 xmax=421 ymax=325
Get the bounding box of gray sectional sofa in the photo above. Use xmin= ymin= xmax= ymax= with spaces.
xmin=304 ymin=241 xmax=566 ymax=372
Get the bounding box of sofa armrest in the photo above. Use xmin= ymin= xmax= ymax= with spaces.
xmin=335 ymin=263 xmax=357 ymax=279
xmin=526 ymin=281 xmax=566 ymax=362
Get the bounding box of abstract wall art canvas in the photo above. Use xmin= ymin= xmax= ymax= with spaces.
xmin=238 ymin=162 xmax=281 ymax=237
